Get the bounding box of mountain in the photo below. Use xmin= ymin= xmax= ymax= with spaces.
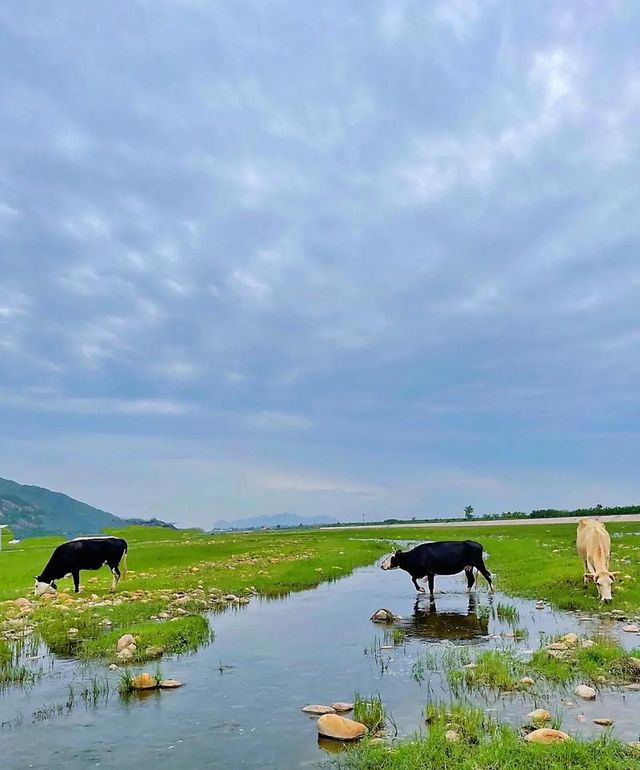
xmin=211 ymin=512 xmax=338 ymax=530
xmin=0 ymin=476 xmax=175 ymax=538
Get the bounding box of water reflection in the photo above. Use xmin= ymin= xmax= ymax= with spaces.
xmin=401 ymin=593 xmax=489 ymax=642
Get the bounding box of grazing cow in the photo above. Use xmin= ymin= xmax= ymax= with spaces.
xmin=380 ymin=540 xmax=493 ymax=597
xmin=576 ymin=519 xmax=618 ymax=602
xmin=34 ymin=536 xmax=128 ymax=596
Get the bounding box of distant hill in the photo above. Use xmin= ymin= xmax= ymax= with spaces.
xmin=0 ymin=476 xmax=175 ymax=538
xmin=211 ymin=512 xmax=338 ymax=531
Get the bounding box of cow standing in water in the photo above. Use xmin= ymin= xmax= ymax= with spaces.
xmin=576 ymin=519 xmax=618 ymax=602
xmin=34 ymin=536 xmax=128 ymax=596
xmin=381 ymin=540 xmax=493 ymax=598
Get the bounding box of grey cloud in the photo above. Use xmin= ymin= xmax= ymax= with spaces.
xmin=1 ymin=1 xmax=640 ymax=522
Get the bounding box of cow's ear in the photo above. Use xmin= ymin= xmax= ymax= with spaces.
xmin=584 ymin=573 xmax=594 ymax=581
xmin=610 ymin=571 xmax=620 ymax=579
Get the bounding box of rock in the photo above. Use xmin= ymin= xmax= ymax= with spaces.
xmin=302 ymin=705 xmax=336 ymax=715
xmin=575 ymin=684 xmax=596 ymax=700
xmin=527 ymin=709 xmax=551 ymax=723
xmin=224 ymin=594 xmax=239 ymax=602
xmin=100 ymin=618 xmax=113 ymax=626
xmin=520 ymin=677 xmax=535 ymax=685
xmin=548 ymin=642 xmax=568 ymax=651
xmin=144 ymin=645 xmax=164 ymax=659
xmin=130 ymin=673 xmax=158 ymax=690
xmin=238 ymin=597 xmax=250 ymax=605
xmin=626 ymin=657 xmax=640 ymax=672
xmin=109 ymin=664 xmax=119 ymax=670
xmin=547 ymin=650 xmax=565 ymax=659
xmin=593 ymin=718 xmax=614 ymax=726
xmin=116 ymin=634 xmax=136 ymax=653
xmin=625 ymin=683 xmax=640 ymax=690
xmin=117 ymin=648 xmax=133 ymax=661
xmin=623 ymin=625 xmax=640 ymax=633
xmin=331 ymin=702 xmax=354 ymax=712
xmin=445 ymin=729 xmax=461 ymax=742
xmin=535 ymin=601 xmax=545 ymax=610
xmin=370 ymin=609 xmax=396 ymax=623
xmin=316 ymin=714 xmax=368 ymax=741
xmin=628 ymin=741 xmax=640 ymax=751
xmin=561 ymin=633 xmax=579 ymax=647
xmin=576 ymin=714 xmax=586 ymax=722
xmin=581 ymin=639 xmax=595 ymax=648
xmin=14 ymin=598 xmax=32 ymax=610
xmin=525 ymin=728 xmax=571 ymax=744
xmin=68 ymin=627 xmax=79 ymax=635
xmin=159 ymin=679 xmax=183 ymax=688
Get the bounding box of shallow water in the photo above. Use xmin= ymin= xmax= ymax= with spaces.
xmin=2 ymin=562 xmax=640 ymax=769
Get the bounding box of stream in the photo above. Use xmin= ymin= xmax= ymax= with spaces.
xmin=2 ymin=557 xmax=640 ymax=768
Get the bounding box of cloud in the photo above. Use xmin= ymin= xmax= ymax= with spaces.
xmin=1 ymin=1 xmax=640 ymax=523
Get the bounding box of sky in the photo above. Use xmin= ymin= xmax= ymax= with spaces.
xmin=1 ymin=1 xmax=640 ymax=527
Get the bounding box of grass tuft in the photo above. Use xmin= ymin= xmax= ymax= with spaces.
xmin=353 ymin=694 xmax=385 ymax=733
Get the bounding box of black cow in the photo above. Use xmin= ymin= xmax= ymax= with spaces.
xmin=34 ymin=536 xmax=128 ymax=595
xmin=380 ymin=540 xmax=493 ymax=597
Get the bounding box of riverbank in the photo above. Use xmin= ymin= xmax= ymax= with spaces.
xmin=0 ymin=527 xmax=389 ymax=660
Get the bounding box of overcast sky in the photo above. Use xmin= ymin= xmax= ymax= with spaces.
xmin=1 ymin=1 xmax=639 ymax=526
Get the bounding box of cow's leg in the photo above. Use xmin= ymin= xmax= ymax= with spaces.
xmin=412 ymin=576 xmax=425 ymax=593
xmin=71 ymin=570 xmax=80 ymax=594
xmin=427 ymin=573 xmax=435 ymax=598
xmin=110 ymin=564 xmax=121 ymax=592
xmin=583 ymin=561 xmax=590 ymax=585
xmin=465 ymin=566 xmax=476 ymax=591
xmin=475 ymin=557 xmax=493 ymax=592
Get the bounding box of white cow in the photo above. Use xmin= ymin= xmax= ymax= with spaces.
xmin=576 ymin=518 xmax=618 ymax=602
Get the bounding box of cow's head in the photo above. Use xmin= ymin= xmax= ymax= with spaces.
xmin=34 ymin=578 xmax=57 ymax=597
xmin=585 ymin=571 xmax=620 ymax=602
xmin=381 ymin=550 xmax=402 ymax=570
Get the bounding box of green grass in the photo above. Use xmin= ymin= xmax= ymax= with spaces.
xmin=353 ymin=694 xmax=385 ymax=732
xmin=425 ymin=702 xmax=497 ymax=742
xmin=0 ymin=638 xmax=39 ymax=690
xmin=335 ymin=728 xmax=640 ymax=770
xmin=348 ymin=521 xmax=640 ymax=612
xmin=530 ymin=637 xmax=640 ymax=685
xmin=0 ymin=527 xmax=389 ymax=661
xmin=82 ymin=615 xmax=210 ymax=661
xmin=496 ymin=603 xmax=520 ymax=623
xmin=449 ymin=649 xmax=527 ymax=693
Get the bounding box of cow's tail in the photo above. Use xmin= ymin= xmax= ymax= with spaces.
xmin=120 ymin=544 xmax=128 ymax=578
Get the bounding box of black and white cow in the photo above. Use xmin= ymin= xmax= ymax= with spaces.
xmin=380 ymin=540 xmax=493 ymax=597
xmin=34 ymin=536 xmax=128 ymax=596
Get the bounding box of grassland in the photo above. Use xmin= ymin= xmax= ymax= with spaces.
xmin=3 ymin=519 xmax=640 ymax=768
xmin=0 ymin=526 xmax=389 ymax=661
xmin=348 ymin=521 xmax=640 ymax=613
